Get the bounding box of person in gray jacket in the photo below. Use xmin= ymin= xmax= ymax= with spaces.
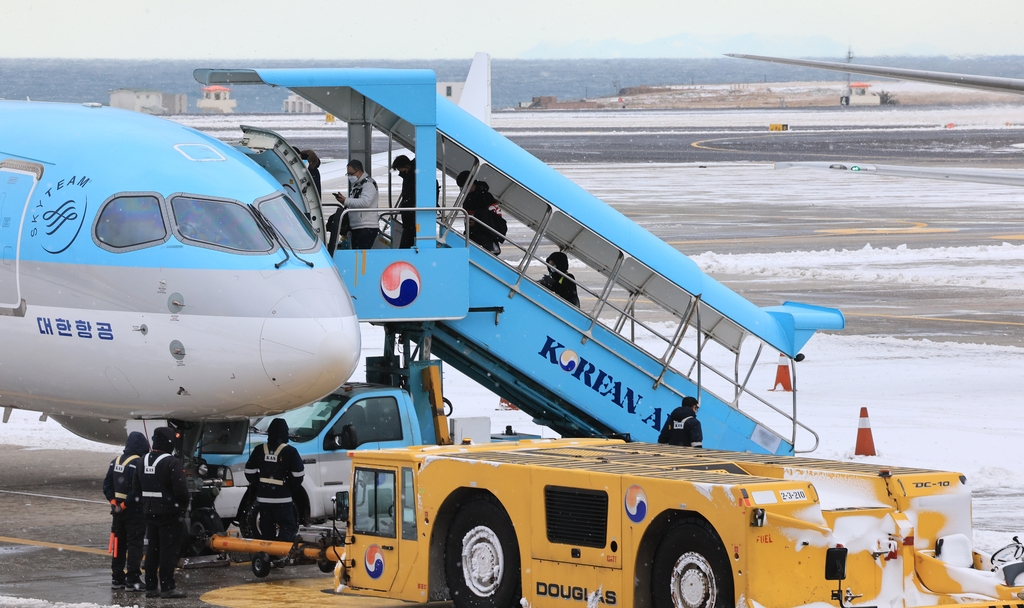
xmin=332 ymin=159 xmax=379 ymax=249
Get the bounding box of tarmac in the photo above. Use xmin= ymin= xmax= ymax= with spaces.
xmin=2 ymin=116 xmax=1023 ymax=606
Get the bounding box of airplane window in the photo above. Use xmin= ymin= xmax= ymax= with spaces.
xmin=95 ymin=196 xmax=166 ymax=249
xmin=171 ymin=196 xmax=272 ymax=252
xmin=258 ymin=195 xmax=317 ymax=250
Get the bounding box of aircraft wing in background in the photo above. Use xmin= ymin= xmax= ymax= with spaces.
xmin=776 ymin=161 xmax=1024 ymax=188
xmin=726 ymin=53 xmax=1024 ymax=96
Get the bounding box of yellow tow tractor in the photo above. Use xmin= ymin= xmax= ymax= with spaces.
xmin=331 ymin=438 xmax=1024 ymax=608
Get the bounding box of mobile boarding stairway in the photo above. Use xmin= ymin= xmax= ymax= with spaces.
xmin=196 ymin=68 xmax=845 ymax=455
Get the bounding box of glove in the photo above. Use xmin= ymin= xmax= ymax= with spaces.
xmin=109 ymin=499 xmax=123 ymax=515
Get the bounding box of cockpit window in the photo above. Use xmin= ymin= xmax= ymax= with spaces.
xmin=95 ymin=195 xmax=167 ymax=249
xmin=258 ymin=195 xmax=318 ymax=251
xmin=171 ymin=196 xmax=272 ymax=253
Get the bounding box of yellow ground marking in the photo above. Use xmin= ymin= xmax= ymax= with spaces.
xmin=990 ymin=234 xmax=1024 ymax=240
xmin=689 ymin=134 xmax=871 ymax=157
xmin=690 ymin=137 xmax=752 ymax=152
xmin=0 ymin=534 xmax=109 ymax=557
xmin=816 ymin=220 xmax=957 ymax=235
xmin=846 ymin=312 xmax=1024 ymax=327
xmin=201 ymin=577 xmax=437 ymax=607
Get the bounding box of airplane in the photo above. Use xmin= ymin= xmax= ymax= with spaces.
xmin=0 ymin=101 xmax=361 ymax=446
xmin=727 ymin=53 xmax=1024 ymax=185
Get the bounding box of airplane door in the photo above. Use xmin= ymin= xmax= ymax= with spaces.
xmin=0 ymin=161 xmax=42 ymax=310
xmin=237 ymin=126 xmax=325 ymax=239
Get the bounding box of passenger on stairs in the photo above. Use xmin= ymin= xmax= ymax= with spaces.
xmin=540 ymin=251 xmax=580 ymax=307
xmin=392 ymin=155 xmax=417 ymax=249
xmin=332 ymin=159 xmax=380 ymax=250
xmin=456 ymin=171 xmax=505 ymax=254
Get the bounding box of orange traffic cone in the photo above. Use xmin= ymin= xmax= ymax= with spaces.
xmin=769 ymin=355 xmax=792 ymax=391
xmin=855 ymin=407 xmax=876 ymax=456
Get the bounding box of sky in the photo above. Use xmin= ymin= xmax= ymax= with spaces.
xmin=4 ymin=0 xmax=1024 ymax=60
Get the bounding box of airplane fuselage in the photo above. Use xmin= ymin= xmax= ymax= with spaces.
xmin=0 ymin=102 xmax=360 ymax=435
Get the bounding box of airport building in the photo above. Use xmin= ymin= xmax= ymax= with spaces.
xmin=841 ymin=82 xmax=881 ymax=106
xmin=283 ymin=92 xmax=320 ymax=113
xmin=197 ymin=85 xmax=237 ymax=113
xmin=108 ymin=88 xmax=188 ymax=114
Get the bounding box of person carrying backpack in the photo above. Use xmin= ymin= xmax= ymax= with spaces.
xmin=457 ymin=171 xmax=507 ymax=254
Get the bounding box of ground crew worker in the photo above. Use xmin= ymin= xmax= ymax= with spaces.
xmin=244 ymin=418 xmax=304 ymax=542
xmin=658 ymin=396 xmax=703 ymax=447
xmin=133 ymin=427 xmax=189 ymax=599
xmin=102 ymin=431 xmax=149 ymax=591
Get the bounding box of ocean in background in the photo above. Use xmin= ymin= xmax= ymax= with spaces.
xmin=3 ymin=56 xmax=1024 ymax=113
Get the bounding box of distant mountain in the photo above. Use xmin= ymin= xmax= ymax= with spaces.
xmin=524 ymin=33 xmax=846 ymax=59
xmin=522 ymin=32 xmax=949 ymax=60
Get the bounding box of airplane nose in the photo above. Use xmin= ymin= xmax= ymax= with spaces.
xmin=260 ymin=288 xmax=361 ymax=401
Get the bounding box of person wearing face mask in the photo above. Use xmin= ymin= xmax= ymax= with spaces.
xmin=539 ymin=251 xmax=580 ymax=307
xmin=332 ymin=159 xmax=379 ymax=250
xmin=657 ymin=396 xmax=703 ymax=448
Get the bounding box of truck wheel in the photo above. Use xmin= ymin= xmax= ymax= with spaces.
xmin=444 ymin=497 xmax=521 ymax=608
xmin=652 ymin=520 xmax=733 ymax=608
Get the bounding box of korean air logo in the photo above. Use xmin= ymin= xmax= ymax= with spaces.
xmin=558 ymin=349 xmax=579 ymax=372
xmin=364 ymin=544 xmax=385 ymax=579
xmin=625 ymin=485 xmax=648 ymax=524
xmin=380 ymin=262 xmax=420 ymax=307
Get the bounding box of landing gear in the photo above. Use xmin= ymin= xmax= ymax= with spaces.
xmin=185 ymin=510 xmax=224 ymax=557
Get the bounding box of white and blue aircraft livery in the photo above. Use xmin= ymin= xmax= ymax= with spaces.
xmin=0 ymin=101 xmax=360 ymax=443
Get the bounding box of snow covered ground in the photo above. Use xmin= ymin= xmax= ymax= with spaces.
xmin=692 ymin=242 xmax=1024 ymax=290
xmin=173 ymin=103 xmax=1024 ymax=136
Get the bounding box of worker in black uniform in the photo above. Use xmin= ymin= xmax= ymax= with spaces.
xmin=244 ymin=418 xmax=305 ymax=542
xmin=102 ymin=431 xmax=149 ymax=591
xmin=657 ymin=396 xmax=703 ymax=447
xmin=133 ymin=427 xmax=189 ymax=599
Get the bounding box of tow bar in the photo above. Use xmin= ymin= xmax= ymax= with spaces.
xmin=207 ymin=532 xmax=345 ymax=578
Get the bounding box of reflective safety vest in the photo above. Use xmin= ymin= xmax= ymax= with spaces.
xmin=248 ymin=443 xmax=303 ymax=504
xmin=111 ymin=454 xmax=140 ymax=500
xmin=139 ymin=453 xmax=173 ymax=508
